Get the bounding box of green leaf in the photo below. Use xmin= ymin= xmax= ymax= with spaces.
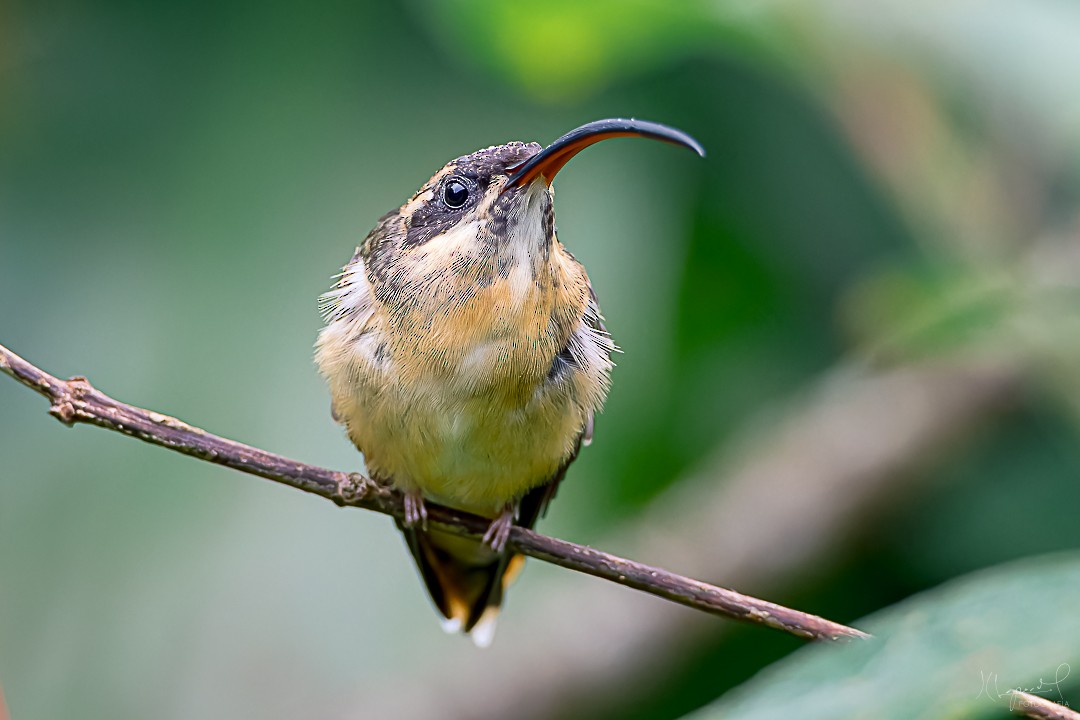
xmin=686 ymin=553 xmax=1080 ymax=720
xmin=409 ymin=0 xmax=763 ymax=101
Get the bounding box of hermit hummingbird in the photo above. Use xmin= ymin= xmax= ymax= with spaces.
xmin=316 ymin=119 xmax=704 ymax=645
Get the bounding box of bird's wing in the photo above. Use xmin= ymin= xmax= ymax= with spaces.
xmin=520 ymin=282 xmax=612 ymax=523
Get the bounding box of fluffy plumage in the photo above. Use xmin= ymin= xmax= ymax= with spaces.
xmin=316 ymin=141 xmax=614 ymax=640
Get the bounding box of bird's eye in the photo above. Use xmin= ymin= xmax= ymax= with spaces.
xmin=443 ymin=177 xmax=469 ymax=209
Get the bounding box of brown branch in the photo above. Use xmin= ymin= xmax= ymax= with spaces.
xmin=0 ymin=341 xmax=868 ymax=642
xmin=1010 ymin=691 xmax=1080 ymax=720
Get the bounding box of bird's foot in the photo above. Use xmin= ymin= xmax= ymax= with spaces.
xmin=482 ymin=504 xmax=516 ymax=553
xmin=403 ymin=490 xmax=428 ymax=530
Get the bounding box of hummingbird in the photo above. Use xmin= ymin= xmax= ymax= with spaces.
xmin=316 ymin=118 xmax=704 ymax=645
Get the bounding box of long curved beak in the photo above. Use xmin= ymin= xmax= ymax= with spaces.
xmin=505 ymin=118 xmax=705 ymax=190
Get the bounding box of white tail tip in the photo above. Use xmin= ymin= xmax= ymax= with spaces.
xmin=469 ymin=608 xmax=500 ymax=648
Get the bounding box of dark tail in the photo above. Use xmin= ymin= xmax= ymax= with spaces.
xmin=398 ymin=524 xmax=525 ymax=646
xmin=397 ymin=446 xmax=579 ymax=646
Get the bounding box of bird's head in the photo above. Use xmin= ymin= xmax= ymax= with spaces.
xmin=359 ymin=119 xmax=704 ymax=307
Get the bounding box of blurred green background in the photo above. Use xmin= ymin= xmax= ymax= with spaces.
xmin=3 ymin=1 xmax=1080 ymax=718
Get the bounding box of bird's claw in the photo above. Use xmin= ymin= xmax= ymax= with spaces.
xmin=482 ymin=507 xmax=515 ymax=553
xmin=403 ymin=491 xmax=428 ymax=530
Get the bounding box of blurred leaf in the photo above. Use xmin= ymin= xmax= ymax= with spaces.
xmin=409 ymin=0 xmax=775 ymax=101
xmin=842 ymin=261 xmax=1016 ymax=362
xmin=685 ymin=553 xmax=1080 ymax=720
xmin=843 ymin=246 xmax=1080 ymax=430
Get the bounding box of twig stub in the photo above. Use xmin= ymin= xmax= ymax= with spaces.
xmin=1009 ymin=690 xmax=1080 ymax=720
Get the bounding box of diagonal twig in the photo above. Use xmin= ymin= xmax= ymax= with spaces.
xmin=0 ymin=341 xmax=868 ymax=642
